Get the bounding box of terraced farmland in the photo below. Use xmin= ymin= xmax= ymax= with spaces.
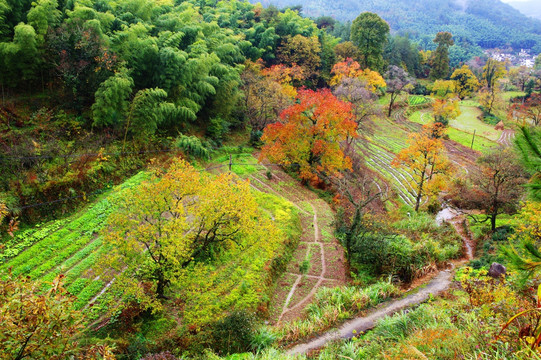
xmin=357 ymin=140 xmax=418 ymax=207
xmin=0 ymin=172 xmax=148 ymax=320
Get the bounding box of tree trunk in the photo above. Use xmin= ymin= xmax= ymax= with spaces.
xmin=415 ymin=170 xmax=426 ymax=212
xmin=156 ymin=271 xmax=167 ymax=299
xmin=388 ymin=94 xmax=394 ymax=117
xmin=491 ymin=213 xmax=497 ymax=232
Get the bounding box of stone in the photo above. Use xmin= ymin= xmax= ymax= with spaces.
xmin=488 ymin=262 xmax=506 ymax=278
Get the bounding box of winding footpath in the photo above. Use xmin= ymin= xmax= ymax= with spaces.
xmin=286 ymin=208 xmax=474 ymax=355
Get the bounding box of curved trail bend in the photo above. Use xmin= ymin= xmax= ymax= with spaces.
xmin=286 ymin=269 xmax=454 ymax=355
xmin=287 ymin=208 xmax=473 ymax=355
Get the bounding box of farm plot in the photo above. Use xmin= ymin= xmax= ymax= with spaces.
xmin=214 ymin=157 xmax=348 ymax=323
xmin=357 ymin=140 xmax=418 ymax=207
xmin=409 ymin=95 xmax=432 ymax=107
xmin=0 ymin=172 xmax=148 ymax=319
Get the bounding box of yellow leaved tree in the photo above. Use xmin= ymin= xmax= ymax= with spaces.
xmin=392 ymin=124 xmax=452 ymax=211
xmin=97 ymin=159 xmax=274 ymax=311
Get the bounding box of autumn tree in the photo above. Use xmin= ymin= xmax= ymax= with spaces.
xmin=0 ymin=274 xmax=113 ymax=360
xmin=241 ymin=60 xmax=294 ymax=140
xmin=384 ymin=65 xmax=414 ymax=117
xmin=482 ymin=59 xmax=507 ymax=90
xmin=509 ymin=66 xmax=532 ymax=92
xmin=451 ymin=65 xmax=480 ymax=100
xmin=433 ymin=98 xmax=461 ymax=127
xmin=98 ymin=160 xmax=272 ymax=308
xmin=429 ymin=32 xmax=454 ymax=80
xmin=513 ymin=94 xmax=541 ymax=127
xmin=350 ymin=12 xmax=390 ymax=72
xmin=431 ymin=80 xmax=457 ymax=98
xmin=260 ymin=88 xmax=357 ymax=182
xmin=392 ymin=124 xmax=451 ymax=211
xmin=276 ymin=34 xmax=321 ymax=79
xmin=333 ymin=77 xmax=383 ymax=130
xmin=455 ymin=148 xmax=526 ymax=231
xmin=334 ymin=41 xmax=362 ymax=63
xmin=329 ymin=58 xmax=386 ymax=93
xmin=479 ymin=60 xmax=506 ymax=116
xmin=479 ymin=86 xmax=503 ymax=116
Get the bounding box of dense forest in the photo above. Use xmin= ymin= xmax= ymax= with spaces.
xmin=254 ymin=0 xmax=541 ymax=52
xmin=1 ymin=1 xmax=541 ymax=360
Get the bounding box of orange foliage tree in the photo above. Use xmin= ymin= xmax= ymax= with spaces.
xmin=260 ymin=89 xmax=358 ymax=182
xmin=433 ymin=98 xmax=461 ymax=127
xmin=329 ymin=58 xmax=386 ymax=93
xmin=392 ymin=124 xmax=452 ymax=211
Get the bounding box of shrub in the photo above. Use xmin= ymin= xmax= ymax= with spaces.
xmin=250 ymin=326 xmax=277 ymax=353
xmin=211 ymin=311 xmax=256 ymax=355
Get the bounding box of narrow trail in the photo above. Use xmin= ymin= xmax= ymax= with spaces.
xmin=286 ymin=208 xmax=474 ymax=355
xmin=498 ymin=129 xmax=515 ymax=147
xmin=278 ymin=204 xmax=332 ymax=322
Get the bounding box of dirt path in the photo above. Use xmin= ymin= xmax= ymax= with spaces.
xmin=233 ymin=164 xmax=348 ymax=323
xmin=286 ymin=208 xmax=474 ymax=355
xmin=498 ymin=129 xmax=515 ymax=147
xmin=286 ymin=269 xmax=454 ymax=355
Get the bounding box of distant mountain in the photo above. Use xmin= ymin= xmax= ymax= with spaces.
xmin=252 ymin=0 xmax=541 ymax=52
xmin=507 ymin=1 xmax=541 ymax=20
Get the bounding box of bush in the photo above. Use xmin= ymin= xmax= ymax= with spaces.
xmin=250 ymin=326 xmax=277 ymax=353
xmin=211 ymin=311 xmax=256 ymax=355
xmin=349 ymin=232 xmax=425 ymax=282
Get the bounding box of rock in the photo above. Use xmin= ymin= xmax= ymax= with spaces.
xmin=495 ymin=121 xmax=505 ymax=130
xmin=488 ymin=262 xmax=506 ymax=278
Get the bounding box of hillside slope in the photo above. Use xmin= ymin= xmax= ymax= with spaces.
xmin=254 ymin=0 xmax=541 ymax=51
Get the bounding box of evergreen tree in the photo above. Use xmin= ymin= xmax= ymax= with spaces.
xmin=430 ymin=32 xmax=454 ymax=79
xmin=351 ymin=12 xmax=389 ymax=72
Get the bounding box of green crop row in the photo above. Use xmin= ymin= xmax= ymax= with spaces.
xmin=39 ymin=238 xmax=104 ymax=287
xmin=409 ymin=95 xmax=431 ymax=106
xmin=73 ymin=280 xmax=106 ymax=310
xmin=0 ymin=218 xmax=69 ymax=262
xmin=62 ymin=245 xmax=108 ymax=287
xmin=26 ymin=234 xmax=94 ymax=279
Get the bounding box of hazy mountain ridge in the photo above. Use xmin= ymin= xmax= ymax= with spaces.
xmin=253 ymin=0 xmax=541 ymax=52
xmin=507 ymin=1 xmax=541 ymax=20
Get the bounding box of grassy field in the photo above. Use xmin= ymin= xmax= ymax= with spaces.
xmin=502 ymin=90 xmax=526 ymax=101
xmin=409 ymin=109 xmax=498 ymax=153
xmin=450 ymin=106 xmax=501 ymax=141
xmin=446 ymin=128 xmax=497 ymax=153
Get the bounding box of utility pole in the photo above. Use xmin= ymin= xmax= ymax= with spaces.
xmin=470 ymin=129 xmax=476 ymax=150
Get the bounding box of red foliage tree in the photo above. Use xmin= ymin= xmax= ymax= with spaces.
xmin=260 ymin=88 xmax=358 ymax=182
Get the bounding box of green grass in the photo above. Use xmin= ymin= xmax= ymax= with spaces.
xmin=446 ymin=127 xmax=497 ymax=153
xmin=502 ymin=91 xmax=526 ymax=101
xmin=213 ymin=149 xmax=264 ymax=176
xmin=450 ymin=105 xmax=501 ymax=141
